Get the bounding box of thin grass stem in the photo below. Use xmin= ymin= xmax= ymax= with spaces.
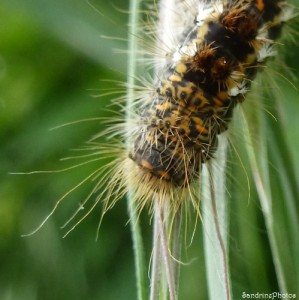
xmin=127 ymin=1 xmax=148 ymax=299
xmin=155 ymin=199 xmax=177 ymax=300
xmin=171 ymin=210 xmax=182 ymax=295
xmin=208 ymin=166 xmax=231 ymax=300
xmin=150 ymin=208 xmax=162 ymax=300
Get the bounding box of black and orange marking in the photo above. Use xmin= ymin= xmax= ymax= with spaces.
xmin=129 ymin=0 xmax=290 ymax=187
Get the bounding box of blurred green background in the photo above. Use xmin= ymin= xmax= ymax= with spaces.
xmin=0 ymin=1 xmax=138 ymax=299
xmin=0 ymin=0 xmax=298 ymax=299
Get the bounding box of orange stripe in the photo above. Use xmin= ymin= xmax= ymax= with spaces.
xmin=141 ymin=159 xmax=154 ymax=171
xmin=157 ymin=170 xmax=171 ymax=180
xmin=256 ymin=0 xmax=264 ymax=12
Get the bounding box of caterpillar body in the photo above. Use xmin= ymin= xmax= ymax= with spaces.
xmin=108 ymin=0 xmax=294 ymax=214
xmin=23 ymin=0 xmax=296 ymax=238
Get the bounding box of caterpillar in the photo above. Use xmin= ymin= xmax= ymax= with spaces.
xmin=21 ymin=0 xmax=295 ymax=237
xmin=99 ymin=1 xmax=296 ymax=298
xmin=102 ymin=0 xmax=295 ymax=216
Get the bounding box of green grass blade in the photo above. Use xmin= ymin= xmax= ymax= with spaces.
xmin=126 ymin=1 xmax=148 ymax=299
xmin=241 ymin=84 xmax=299 ymax=294
xmin=202 ymin=135 xmax=232 ymax=300
xmin=241 ymin=108 xmax=288 ymax=292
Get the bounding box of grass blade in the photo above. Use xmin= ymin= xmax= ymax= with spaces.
xmin=126 ymin=1 xmax=148 ymax=299
xmin=202 ymin=135 xmax=232 ymax=300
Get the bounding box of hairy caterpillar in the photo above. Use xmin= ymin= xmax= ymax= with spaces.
xmin=11 ymin=0 xmax=297 ymax=299
xmin=100 ymin=0 xmax=295 ymax=216
xmin=22 ymin=0 xmax=297 ymax=242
